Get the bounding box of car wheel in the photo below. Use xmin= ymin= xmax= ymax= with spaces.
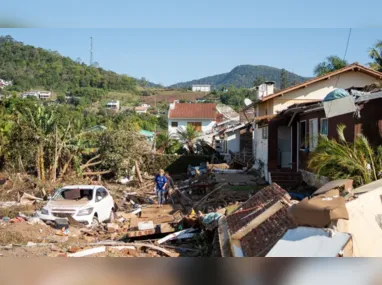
xmin=91 ymin=216 xmax=100 ymax=228
xmin=108 ymin=211 xmax=115 ymax=223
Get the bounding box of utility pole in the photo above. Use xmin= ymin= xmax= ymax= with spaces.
xmin=90 ymin=36 xmax=93 ymax=66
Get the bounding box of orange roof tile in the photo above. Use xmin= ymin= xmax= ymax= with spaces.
xmin=168 ymin=103 xmax=217 ymax=119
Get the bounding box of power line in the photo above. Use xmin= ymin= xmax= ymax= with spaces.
xmin=335 ymin=28 xmax=352 ymax=87
xmin=342 ymin=28 xmax=352 ymax=61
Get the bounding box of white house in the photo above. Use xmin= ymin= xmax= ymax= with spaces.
xmin=22 ymin=90 xmax=52 ymax=100
xmin=106 ymin=100 xmax=120 ymax=111
xmin=243 ymin=63 xmax=382 ymax=180
xmin=135 ymin=106 xmax=149 ymax=114
xmin=192 ymin=84 xmax=211 ymax=92
xmin=168 ymin=102 xmax=217 ymax=137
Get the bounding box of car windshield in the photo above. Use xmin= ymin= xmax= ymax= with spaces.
xmin=53 ymin=188 xmax=94 ymax=201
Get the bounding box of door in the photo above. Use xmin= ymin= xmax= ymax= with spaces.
xmin=187 ymin=122 xmax=202 ymax=132
xmin=95 ymin=187 xmax=110 ymax=222
xmin=277 ymin=126 xmax=292 ymax=168
xmin=309 ymin=119 xmax=318 ymax=151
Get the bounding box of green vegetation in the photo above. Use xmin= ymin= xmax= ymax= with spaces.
xmin=369 ymin=40 xmax=382 ymax=72
xmin=308 ymin=125 xmax=382 ymax=187
xmin=0 ymin=35 xmax=137 ymax=94
xmin=155 ymin=133 xmax=181 ymax=154
xmin=170 ymin=65 xmax=308 ymax=89
xmin=177 ymin=125 xmax=201 ymax=154
xmin=206 ymin=87 xmax=257 ymax=109
xmin=313 ymin=56 xmax=348 ymax=77
xmin=0 ymin=97 xmax=170 ymax=186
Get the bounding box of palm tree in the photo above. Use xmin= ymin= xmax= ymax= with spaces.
xmin=368 ymin=40 xmax=382 ymax=72
xmin=313 ymin=56 xmax=348 ymax=76
xmin=177 ymin=125 xmax=201 ymax=154
xmin=155 ymin=132 xmax=180 ymax=154
xmin=308 ymin=124 xmax=382 ymax=186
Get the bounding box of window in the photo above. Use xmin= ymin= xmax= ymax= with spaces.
xmin=320 ymin=118 xmax=328 ymax=136
xmin=300 ymin=121 xmax=307 ymax=149
xmin=262 ymin=126 xmax=268 ymax=139
xmin=309 ymin=118 xmax=319 ymax=151
xmin=96 ymin=188 xmax=108 ymax=201
xmin=171 ymin=122 xmax=178 ymax=127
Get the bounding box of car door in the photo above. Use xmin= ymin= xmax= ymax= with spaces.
xmin=95 ymin=187 xmax=109 ymax=222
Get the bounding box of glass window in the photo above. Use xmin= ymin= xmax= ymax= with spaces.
xmin=300 ymin=121 xmax=307 ymax=149
xmin=171 ymin=122 xmax=178 ymax=127
xmin=309 ymin=119 xmax=319 ymax=151
xmin=321 ymin=118 xmax=328 ymax=136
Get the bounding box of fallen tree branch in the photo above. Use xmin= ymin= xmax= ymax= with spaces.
xmin=193 ymin=183 xmax=228 ymax=210
xmin=82 ymin=170 xmax=112 ymax=176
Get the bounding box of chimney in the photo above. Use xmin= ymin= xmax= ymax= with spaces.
xmin=266 ymin=81 xmax=275 ymax=96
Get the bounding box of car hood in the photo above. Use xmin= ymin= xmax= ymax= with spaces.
xmin=47 ymin=199 xmax=92 ymax=209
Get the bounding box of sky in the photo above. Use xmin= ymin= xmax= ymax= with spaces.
xmin=1 ymin=0 xmax=382 ymax=28
xmin=1 ymin=28 xmax=380 ymax=86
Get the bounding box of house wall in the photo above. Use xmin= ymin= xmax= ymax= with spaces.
xmin=254 ymin=124 xmax=269 ymax=179
xmin=272 ymin=72 xmax=379 ymax=114
xmin=168 ymin=119 xmax=216 ymax=136
xmin=257 ymin=99 xmax=274 ymax=117
xmin=226 ymin=130 xmax=241 ymax=153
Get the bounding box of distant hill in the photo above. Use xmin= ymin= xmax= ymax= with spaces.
xmin=170 ymin=65 xmax=310 ymax=89
xmin=0 ymin=35 xmax=137 ymax=93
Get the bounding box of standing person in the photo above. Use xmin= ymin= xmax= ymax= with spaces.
xmin=164 ymin=171 xmax=175 ymax=203
xmin=154 ymin=169 xmax=167 ymax=207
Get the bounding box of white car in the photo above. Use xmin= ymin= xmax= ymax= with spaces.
xmin=37 ymin=185 xmax=116 ymax=227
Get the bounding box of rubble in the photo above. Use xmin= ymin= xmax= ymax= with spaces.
xmin=3 ymin=159 xmax=381 ymax=258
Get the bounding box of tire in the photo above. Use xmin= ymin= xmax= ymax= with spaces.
xmin=91 ymin=216 xmax=100 ymax=228
xmin=108 ymin=210 xmax=115 ymax=223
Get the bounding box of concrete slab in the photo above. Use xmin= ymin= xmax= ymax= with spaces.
xmin=352 ymin=179 xmax=382 ymax=194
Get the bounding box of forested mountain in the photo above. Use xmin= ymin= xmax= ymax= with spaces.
xmin=0 ymin=35 xmax=137 ymax=92
xmin=170 ymin=65 xmax=310 ymax=89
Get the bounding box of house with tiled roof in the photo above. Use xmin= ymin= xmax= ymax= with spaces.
xmin=218 ymin=183 xmax=295 ymax=257
xmin=168 ymin=101 xmax=218 ymax=136
xmin=242 ymin=63 xmax=382 ymax=182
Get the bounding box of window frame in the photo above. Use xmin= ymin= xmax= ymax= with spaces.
xmin=262 ymin=126 xmax=268 ymax=139
xmin=320 ymin=118 xmax=328 ymax=136
xmin=299 ymin=120 xmax=307 ymax=150
xmin=309 ymin=118 xmax=319 ymax=151
xmin=171 ymin=121 xmax=178 ymax=128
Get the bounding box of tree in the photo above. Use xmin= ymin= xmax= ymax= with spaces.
xmin=314 ymin=56 xmax=348 ymax=76
xmin=368 ymin=40 xmax=382 ymax=72
xmin=155 ymin=132 xmax=180 ymax=154
xmin=75 ymin=57 xmax=82 ymax=64
xmin=177 ymin=125 xmax=201 ymax=154
xmin=308 ymin=124 xmax=382 ymax=187
xmin=280 ymin=68 xmax=289 ymax=89
xmin=253 ymin=76 xmax=265 ymax=87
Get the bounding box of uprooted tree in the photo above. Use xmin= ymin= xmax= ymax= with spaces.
xmin=1 ymin=100 xmax=151 ymax=187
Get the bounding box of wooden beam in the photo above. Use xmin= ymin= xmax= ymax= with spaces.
xmin=230 ymin=201 xmax=284 ymax=241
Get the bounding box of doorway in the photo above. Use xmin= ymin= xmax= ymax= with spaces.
xmin=187 ymin=122 xmax=202 ymax=132
xmin=277 ymin=126 xmax=292 ymax=168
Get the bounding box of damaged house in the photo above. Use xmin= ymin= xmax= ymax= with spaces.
xmin=267 ymin=86 xmax=382 ymax=188
xmin=242 ymin=63 xmax=382 ymax=186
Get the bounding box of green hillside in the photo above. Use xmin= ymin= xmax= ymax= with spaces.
xmin=0 ymin=35 xmax=137 ymax=93
xmin=170 ymin=64 xmax=310 ymax=89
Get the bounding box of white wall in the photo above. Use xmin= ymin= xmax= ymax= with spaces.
xmin=226 ymin=130 xmax=241 ymax=153
xmin=192 ymin=86 xmax=211 ymax=92
xmin=254 ymin=125 xmax=269 ymax=180
xmin=168 ymin=119 xmax=216 ymax=136
xmin=272 ymin=72 xmax=379 ymax=114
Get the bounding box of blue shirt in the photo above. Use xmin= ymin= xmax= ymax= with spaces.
xmin=155 ymin=175 xmax=167 ymax=191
